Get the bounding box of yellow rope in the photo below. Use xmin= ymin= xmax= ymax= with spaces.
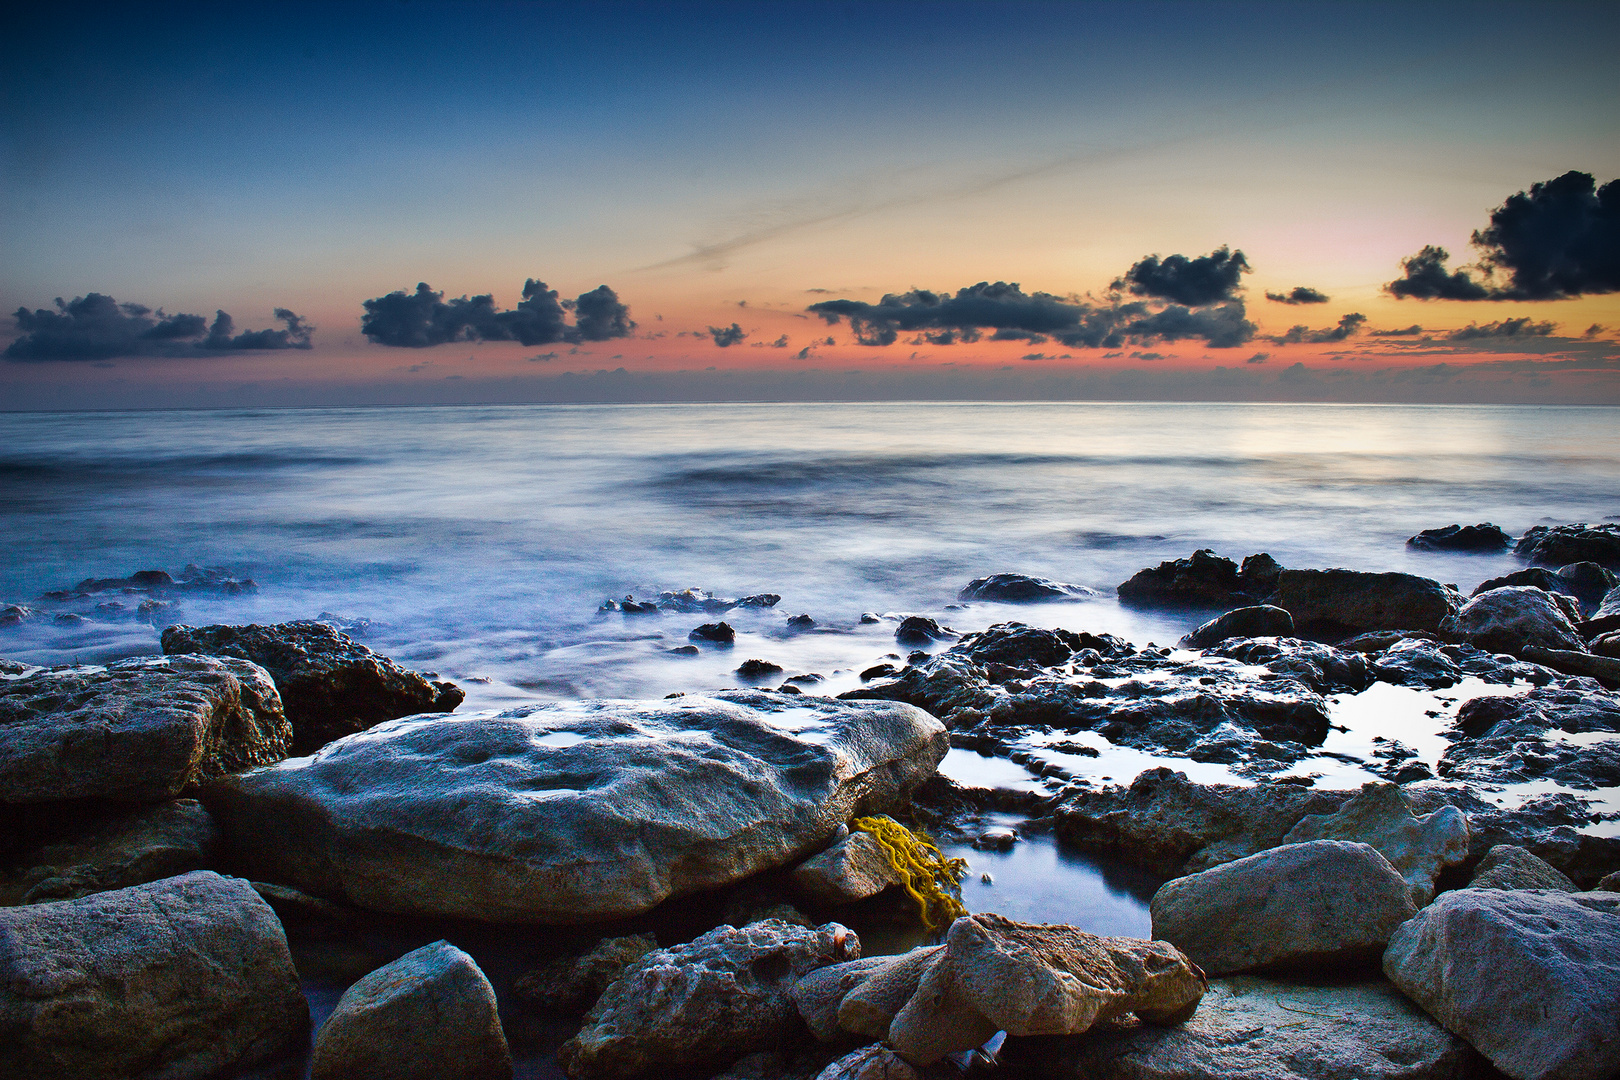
xmin=852 ymin=815 xmax=969 ymax=929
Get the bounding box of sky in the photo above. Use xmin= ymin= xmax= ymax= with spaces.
xmin=2 ymin=0 xmax=1618 ymax=408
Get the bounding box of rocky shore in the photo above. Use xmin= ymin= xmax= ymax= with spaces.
xmin=3 ymin=521 xmax=1619 ymax=1080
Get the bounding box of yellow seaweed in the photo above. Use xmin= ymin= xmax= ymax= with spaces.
xmin=852 ymin=814 xmax=969 ymax=929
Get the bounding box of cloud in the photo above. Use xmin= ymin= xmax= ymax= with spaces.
xmin=1269 ymin=312 xmax=1366 ymax=344
xmin=1113 ymin=246 xmax=1250 ymax=306
xmin=1131 ymin=351 xmax=1165 ymax=361
xmin=1385 ymin=246 xmax=1492 ymax=300
xmin=1247 ymin=352 xmax=1269 ymax=364
xmin=1447 ymin=318 xmax=1557 ymax=341
xmin=708 ymin=323 xmax=746 ymax=347
xmin=1265 ymin=286 xmax=1329 ymax=305
xmin=360 ymin=279 xmax=633 ymax=347
xmin=1370 ymin=325 xmax=1423 ymax=336
xmin=1585 ymin=324 xmax=1607 ymax=339
xmin=5 ymin=293 xmax=313 ymax=361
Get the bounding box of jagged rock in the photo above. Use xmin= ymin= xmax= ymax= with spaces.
xmin=161 ymin=620 xmax=463 ymax=753
xmin=1150 ymin=840 xmax=1415 ymax=976
xmin=1403 ymin=784 xmax=1620 ymax=889
xmin=1384 ymin=888 xmax=1620 ymax=1080
xmin=514 ymin=933 xmax=659 ymax=1013
xmin=0 ymin=655 xmax=290 ymax=804
xmin=558 ymin=920 xmax=858 ymax=1079
xmin=1440 ymin=685 xmax=1620 ymax=790
xmin=1468 ymin=844 xmax=1576 ymax=891
xmin=312 ymin=940 xmax=511 ymax=1080
xmin=1116 ymin=550 xmax=1278 ymax=608
xmin=1204 ymin=636 xmax=1375 ymax=693
xmin=894 ymin=617 xmax=954 ymax=646
xmin=1282 ymin=782 xmax=1470 ymax=903
xmin=813 ymin=1045 xmax=922 ymax=1080
xmin=0 ymin=798 xmax=218 ymax=904
xmin=691 ymin=621 xmax=737 ymax=644
xmin=787 ymin=614 xmax=817 ymax=630
xmin=1596 ymin=584 xmax=1620 ymax=619
xmin=791 ymin=831 xmax=906 ymax=904
xmin=606 ymin=589 xmax=781 ymax=614
xmin=958 ymin=574 xmax=1099 ymax=603
xmin=204 ymin=691 xmax=946 ymax=922
xmin=1600 ymin=870 xmax=1620 ymax=890
xmin=1012 ymin=975 xmax=1475 ymax=1080
xmin=1179 ymin=605 xmax=1293 ymax=647
xmin=0 ymin=870 xmax=307 ymax=1080
xmin=1271 ymin=569 xmax=1464 ymax=637
xmin=1440 ymin=586 xmax=1585 ymax=655
xmin=1515 ymin=522 xmax=1620 ymax=570
xmin=1408 ymin=522 xmax=1514 ymax=552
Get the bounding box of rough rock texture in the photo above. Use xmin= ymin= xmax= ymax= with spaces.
xmin=1441 ymin=586 xmax=1585 ymax=655
xmin=836 ymin=947 xmax=944 ymax=1040
xmin=601 ymin=589 xmax=780 ymax=615
xmin=791 ymin=831 xmax=906 ymax=904
xmin=895 ymin=616 xmax=954 ymax=646
xmin=713 ymin=1048 xmax=843 ymax=1080
xmin=1440 ymin=684 xmax=1620 ymax=790
xmin=1012 ymin=976 xmax=1476 ymax=1080
xmin=514 ymin=934 xmax=659 ymax=1014
xmin=1384 ymin=888 xmax=1620 ymax=1080
xmin=558 ymin=920 xmax=858 ymax=1079
xmin=1116 ymin=550 xmax=1280 ymax=609
xmin=1281 ymin=782 xmax=1470 ymax=903
xmin=1402 ymin=783 xmax=1620 ymax=889
xmin=205 ymin=691 xmax=946 ymax=923
xmin=1520 ymin=645 xmax=1620 ymax=686
xmin=312 ymin=940 xmax=512 ymax=1080
xmin=0 ymin=870 xmax=307 ymax=1080
xmin=1271 ymin=568 xmax=1464 ymax=637
xmin=1597 ymin=583 xmax=1620 ymax=619
xmin=958 ymin=574 xmax=1099 ymax=603
xmin=1179 ymin=605 xmax=1294 ymax=647
xmin=790 ymin=956 xmax=891 ymax=1042
xmin=1477 ymin=565 xmax=1618 ymax=619
xmin=0 ymin=798 xmax=218 ymax=904
xmin=0 ymin=655 xmax=290 ymax=804
xmin=1516 ymin=522 xmax=1620 ymax=570
xmin=814 ymin=1045 xmax=922 ymax=1080
xmin=1408 ymin=523 xmax=1514 ymax=552
xmin=1468 ymin=844 xmax=1576 ymax=891
xmin=1150 ymin=840 xmax=1416 ymax=975
xmin=161 ymin=620 xmax=463 ymax=753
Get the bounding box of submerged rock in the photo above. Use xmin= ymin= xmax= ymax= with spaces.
xmin=203 ymin=691 xmax=947 ymax=922
xmin=1407 ymin=522 xmax=1514 ymax=552
xmin=1179 ymin=604 xmax=1293 ymax=647
xmin=1271 ymin=568 xmax=1464 ymax=637
xmin=1281 ymin=782 xmax=1470 ymax=903
xmin=1441 ymin=586 xmax=1585 ymax=655
xmin=1515 ymin=522 xmax=1620 ymax=570
xmin=894 ymin=616 xmax=954 ymax=646
xmin=0 ymin=798 xmax=218 ymax=904
xmin=514 ymin=933 xmax=659 ymax=1014
xmin=161 ymin=620 xmax=463 ymax=753
xmin=958 ymin=574 xmax=1099 ymax=603
xmin=39 ymin=564 xmax=257 ymax=601
xmin=1116 ymin=550 xmax=1280 ymax=609
xmin=1468 ymin=844 xmax=1576 ymax=891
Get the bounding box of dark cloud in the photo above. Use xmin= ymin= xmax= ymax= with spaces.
xmin=708 ymin=323 xmax=746 ymax=347
xmin=5 ymin=293 xmax=313 ymax=361
xmin=1265 ymin=286 xmax=1330 ymax=305
xmin=1585 ymin=324 xmax=1607 ymax=339
xmin=1385 ymin=246 xmax=1491 ymax=300
xmin=360 ymin=279 xmax=633 ymax=347
xmin=1113 ymin=246 xmax=1250 ymax=306
xmin=1269 ymin=312 xmax=1366 ymax=344
xmin=1370 ymin=325 xmax=1423 ymax=336
xmin=1247 ymin=352 xmax=1269 ymax=364
xmin=1448 ymin=318 xmax=1557 ymax=341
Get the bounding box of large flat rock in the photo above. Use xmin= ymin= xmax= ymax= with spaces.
xmin=203 ymin=691 xmax=947 ymax=922
xmin=1272 ymin=569 xmax=1463 ymax=636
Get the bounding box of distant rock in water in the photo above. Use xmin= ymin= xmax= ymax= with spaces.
xmin=1516 ymin=522 xmax=1620 ymax=569
xmin=39 ymin=564 xmax=258 ymax=601
xmin=1117 ymin=550 xmax=1281 ymax=609
xmin=1180 ymin=605 xmax=1294 ymax=647
xmin=894 ymin=616 xmax=955 ymax=647
xmin=600 ymin=589 xmax=782 ymax=615
xmin=735 ymin=659 xmax=784 ymax=681
xmin=689 ymin=621 xmax=736 ymax=644
xmin=1475 ymin=562 xmax=1617 ymax=616
xmin=957 ymin=574 xmax=1099 ymax=603
xmin=1406 ymin=523 xmax=1513 ymax=551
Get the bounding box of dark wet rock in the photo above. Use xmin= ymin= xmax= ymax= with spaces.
xmin=40 ymin=564 xmax=258 ymax=602
xmin=1116 ymin=550 xmax=1279 ymax=609
xmin=137 ymin=597 xmax=184 ymax=627
xmin=791 ymin=830 xmax=906 ymax=904
xmin=1439 ymin=684 xmax=1620 ymax=790
xmin=605 ymin=589 xmax=782 ymax=615
xmin=1441 ymin=586 xmax=1585 ymax=655
xmin=1404 ymin=784 xmax=1620 ymax=888
xmin=0 ymin=659 xmax=36 ymax=676
xmin=1362 ymin=636 xmax=1554 ymax=689
xmin=52 ymin=612 xmax=86 ymax=625
xmin=1593 ymin=630 xmax=1620 ymax=658
xmin=1384 ymin=888 xmax=1620 ymax=1080
xmin=161 ymin=620 xmax=462 ymax=754
xmin=0 ymin=798 xmax=218 ymax=904
xmin=787 ymin=614 xmax=816 ymax=630
xmin=1151 ymin=840 xmax=1416 ymax=976
xmin=1179 ymin=605 xmax=1293 ymax=647
xmin=1205 ymin=636 xmax=1374 ymax=693
xmin=691 ymin=621 xmax=737 ymax=644
xmin=250 ymin=880 xmax=358 ymax=927
xmin=515 ymin=933 xmax=659 ymax=1014
xmin=1596 ymin=583 xmax=1620 ymax=619
xmin=1271 ymin=568 xmax=1464 ymax=637
xmin=784 ymin=673 xmax=825 ymax=687
xmin=1281 ymin=782 xmax=1469 ymax=903
xmin=0 ymin=655 xmax=290 ymax=804
xmin=1012 ymin=975 xmax=1476 ymax=1080
xmin=558 ymin=920 xmax=859 ymax=1079
xmin=1515 ymin=521 xmax=1620 ymax=570
xmin=1468 ymin=843 xmax=1576 ymax=891
xmin=313 ymin=611 xmax=376 ymax=637
xmin=204 ymin=691 xmax=946 ymax=922
xmin=859 ymin=663 xmax=899 ymax=682
xmin=813 ymin=1045 xmax=922 ymax=1080
xmin=737 ymin=659 xmax=785 ymax=681
xmin=312 ymin=939 xmax=511 ymax=1080
xmin=1407 ymin=522 xmax=1514 ymax=552
xmin=0 ymin=870 xmax=307 ymax=1080
xmin=671 ymin=644 xmax=701 ymax=656
xmin=1601 ymin=870 xmax=1620 ymax=890
xmin=1520 ymin=644 xmax=1620 ymax=687
xmin=894 ymin=616 xmax=954 ymax=647
xmin=1554 ymin=562 xmax=1616 ymax=614
xmin=958 ymin=574 xmax=1099 ymax=603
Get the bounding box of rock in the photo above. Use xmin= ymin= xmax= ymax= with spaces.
xmin=788 ymin=614 xmax=817 ymax=630
xmin=1600 ymin=870 xmax=1620 ymax=890
xmin=1596 ymin=583 xmax=1620 ymax=619
xmin=1592 ymin=631 xmax=1620 ymax=658
xmin=1516 ymin=522 xmax=1620 ymax=570
xmin=39 ymin=565 xmax=258 ymax=601
xmin=203 ymin=691 xmax=947 ymax=922
xmin=1116 ymin=550 xmax=1279 ymax=608
xmin=791 ymin=831 xmax=906 ymax=904
xmin=1519 ymin=644 xmax=1620 ymax=687
xmin=826 ymin=946 xmax=939 ymax=1040
xmin=1271 ymin=568 xmax=1463 ymax=637
xmin=1440 ymin=586 xmax=1585 ymax=654
xmin=894 ymin=616 xmax=953 ymax=646
xmin=0 ymin=798 xmax=218 ymax=904
xmin=1150 ymin=840 xmax=1416 ymax=975
xmin=1282 ymin=782 xmax=1470 ymax=903
xmin=737 ymin=659 xmax=785 ymax=681
xmin=251 ymin=880 xmax=357 ymax=926
xmin=1384 ymin=887 xmax=1620 ymax=1080
xmin=161 ymin=620 xmax=463 ymax=754
xmin=1014 ymin=975 xmax=1475 ymax=1080
xmin=0 ymin=655 xmax=290 ymax=804
xmin=691 ymin=621 xmax=737 ymax=644
xmin=1553 ymin=562 xmax=1619 ymax=614
xmin=1440 ymin=684 xmax=1620 ymax=790
xmin=558 ymin=920 xmax=858 ymax=1079
xmin=1179 ymin=605 xmax=1293 ymax=647
xmin=514 ymin=933 xmax=659 ymax=1013
xmin=814 ymin=1045 xmax=922 ymax=1080
xmin=0 ymin=605 xmax=31 ymax=627
xmin=1408 ymin=522 xmax=1514 ymax=552
xmin=790 ymin=956 xmax=892 ymax=1041
xmin=1469 ymin=844 xmax=1576 ymax=891
xmin=0 ymin=870 xmax=307 ymax=1079
xmin=958 ymin=574 xmax=1099 ymax=603
xmin=1401 ymin=784 xmax=1620 ymax=888
xmin=312 ymin=939 xmax=512 ymax=1080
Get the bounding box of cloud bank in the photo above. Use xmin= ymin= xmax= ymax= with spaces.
xmin=5 ymin=294 xmax=313 ymax=361
xmin=1266 ymin=286 xmax=1330 ymax=305
xmin=360 ymin=279 xmax=634 ymax=347
xmin=1113 ymin=246 xmax=1250 ymax=306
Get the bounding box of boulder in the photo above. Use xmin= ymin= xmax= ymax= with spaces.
xmin=1150 ymin=840 xmax=1416 ymax=975
xmin=514 ymin=933 xmax=659 ymax=1014
xmin=1407 ymin=522 xmax=1514 ymax=552
xmin=1282 ymin=782 xmax=1470 ymax=903
xmin=790 ymin=956 xmax=892 ymax=1042
xmin=1468 ymin=844 xmax=1576 ymax=891
xmin=1271 ymin=568 xmax=1463 ymax=637
xmin=791 ymin=830 xmax=907 ymax=904
xmin=312 ymin=940 xmax=512 ymax=1080
xmin=558 ymin=920 xmax=858 ymax=1079
xmin=0 ymin=870 xmax=307 ymax=1080
xmin=1593 ymin=630 xmax=1620 ymax=659
xmin=894 ymin=617 xmax=953 ymax=646
xmin=1440 ymin=586 xmax=1585 ymax=655
xmin=0 ymin=655 xmax=290 ymax=804
xmin=958 ymin=574 xmax=1098 ymax=603
xmin=1116 ymin=550 xmax=1279 ymax=608
xmin=836 ymin=947 xmax=943 ymax=1039
xmin=161 ymin=621 xmax=463 ymax=753
xmin=814 ymin=1045 xmax=922 ymax=1080
xmin=1515 ymin=522 xmax=1620 ymax=570
xmin=203 ymin=691 xmax=947 ymax=922
xmin=1384 ymin=888 xmax=1620 ymax=1080
xmin=0 ymin=798 xmax=218 ymax=904
xmin=691 ymin=621 xmax=736 ymax=644
xmin=1014 ymin=975 xmax=1475 ymax=1080
xmin=1600 ymin=870 xmax=1620 ymax=891
xmin=1519 ymin=645 xmax=1620 ymax=687
xmin=1179 ymin=605 xmax=1293 ymax=647
xmin=1596 ymin=583 xmax=1620 ymax=619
